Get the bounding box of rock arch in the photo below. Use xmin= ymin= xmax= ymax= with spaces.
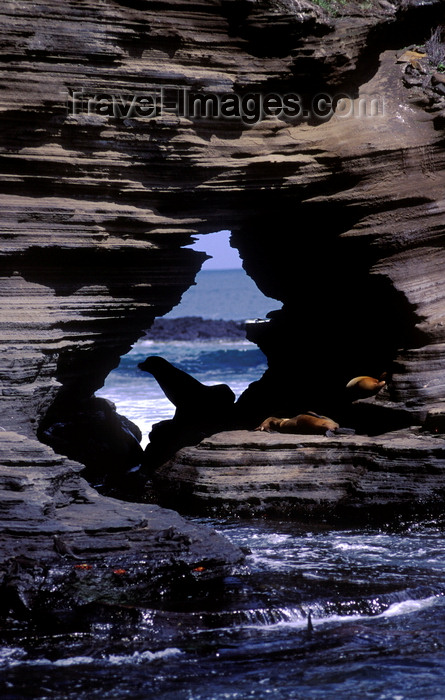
xmin=1 ymin=0 xmax=445 ymax=607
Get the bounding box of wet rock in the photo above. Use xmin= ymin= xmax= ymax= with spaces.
xmin=0 ymin=431 xmax=244 ymax=617
xmin=423 ymin=403 xmax=445 ymax=434
xmin=403 ymin=73 xmax=424 ymax=87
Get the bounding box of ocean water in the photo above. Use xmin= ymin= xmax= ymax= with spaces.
xmin=164 ymin=268 xmax=280 ymax=321
xmin=2 ymin=518 xmax=445 ymax=699
xmin=3 ymin=269 xmax=445 ymax=698
xmin=97 ymin=269 xmax=276 ymax=446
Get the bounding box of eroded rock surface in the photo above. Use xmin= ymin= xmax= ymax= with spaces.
xmin=154 ymin=428 xmax=445 ymax=520
xmin=1 ymin=0 xmax=444 ymax=439
xmin=1 ymin=0 xmax=445 ymax=608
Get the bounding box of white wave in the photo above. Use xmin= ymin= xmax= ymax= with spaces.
xmin=381 ymin=596 xmax=439 ymax=618
xmin=129 ymin=338 xmax=254 ymax=352
xmin=304 ymin=595 xmax=440 ymax=630
xmin=220 ymin=595 xmax=442 ymax=634
xmin=333 ymin=542 xmax=388 ymax=553
xmin=1 ymin=647 xmax=182 ymax=669
xmin=0 ymin=647 xmax=26 ymax=665
xmin=259 ymin=534 xmax=293 ymax=545
xmin=53 ymin=655 xmax=95 ymax=666
xmin=106 ymin=648 xmax=182 ymax=665
xmin=246 ymin=555 xmax=299 ymax=573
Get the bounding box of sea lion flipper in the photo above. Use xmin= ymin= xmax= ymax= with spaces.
xmin=334 ymin=427 xmax=356 ymax=435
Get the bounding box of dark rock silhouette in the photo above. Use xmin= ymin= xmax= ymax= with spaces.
xmin=39 ymin=397 xmax=144 ymax=495
xmin=139 ymin=356 xmax=236 ymax=470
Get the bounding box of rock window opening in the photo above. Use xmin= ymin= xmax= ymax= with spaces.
xmin=35 ymin=222 xmax=427 ymax=501
xmin=96 ymin=229 xmax=277 ymax=445
xmin=37 ymin=230 xmax=278 ymax=497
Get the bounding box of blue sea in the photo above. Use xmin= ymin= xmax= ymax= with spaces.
xmin=97 ymin=269 xmax=279 ymax=446
xmin=163 ymin=268 xmax=279 ymax=321
xmin=3 ymin=269 xmax=445 ymax=699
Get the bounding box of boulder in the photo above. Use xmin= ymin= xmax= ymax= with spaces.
xmin=0 ymin=431 xmax=244 ymax=618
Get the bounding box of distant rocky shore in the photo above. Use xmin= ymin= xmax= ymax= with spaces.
xmin=144 ymin=316 xmax=247 ymax=341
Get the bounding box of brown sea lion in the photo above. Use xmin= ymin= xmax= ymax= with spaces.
xmin=346 ymin=375 xmax=386 ymax=397
xmin=254 ymin=416 xmax=287 ymax=433
xmin=255 ymin=411 xmax=340 ymax=436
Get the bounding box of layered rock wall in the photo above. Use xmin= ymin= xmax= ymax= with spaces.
xmin=155 ymin=429 xmax=445 ymax=519
xmin=2 ymin=0 xmax=444 ymax=436
xmin=1 ymin=0 xmax=445 ymax=605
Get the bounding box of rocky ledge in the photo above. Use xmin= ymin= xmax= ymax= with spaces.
xmin=0 ymin=431 xmax=244 ymax=619
xmin=153 ymin=425 xmax=445 ymax=521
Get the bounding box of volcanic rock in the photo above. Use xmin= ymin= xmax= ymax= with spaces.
xmin=154 ymin=428 xmax=445 ymax=521
xmin=1 ymin=0 xmax=445 ymax=609
xmin=0 ymin=430 xmax=244 ymax=617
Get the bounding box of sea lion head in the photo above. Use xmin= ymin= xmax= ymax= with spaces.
xmin=138 ymin=355 xmax=166 ymax=374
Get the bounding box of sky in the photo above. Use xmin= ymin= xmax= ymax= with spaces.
xmin=186 ymin=229 xmax=242 ymax=270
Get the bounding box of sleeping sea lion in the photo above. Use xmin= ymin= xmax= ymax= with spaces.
xmin=254 ymin=416 xmax=287 ymax=433
xmin=346 ymin=375 xmax=386 ymax=397
xmin=255 ymin=411 xmax=340 ymax=436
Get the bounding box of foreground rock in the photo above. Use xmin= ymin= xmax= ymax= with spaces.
xmin=0 ymin=432 xmax=244 ymax=619
xmin=39 ymin=397 xmax=144 ymax=494
xmin=154 ymin=428 xmax=445 ymax=521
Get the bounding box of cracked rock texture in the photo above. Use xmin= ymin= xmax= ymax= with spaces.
xmin=1 ymin=0 xmax=445 ymax=607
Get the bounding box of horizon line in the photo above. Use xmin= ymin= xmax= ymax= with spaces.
xmin=199 ymin=265 xmax=242 ymax=271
